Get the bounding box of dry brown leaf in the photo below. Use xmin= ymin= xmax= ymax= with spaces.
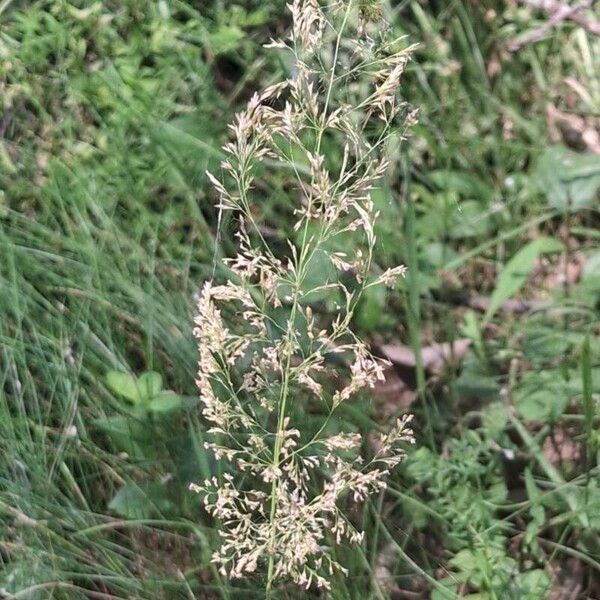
xmin=372 ymin=367 xmax=417 ymax=418
xmin=469 ymin=295 xmax=546 ymax=314
xmin=542 ymin=423 xmax=581 ymax=465
xmin=539 ymin=251 xmax=585 ymax=291
xmin=546 ymin=557 xmax=585 ymax=600
xmin=546 ymin=103 xmax=600 ymax=154
xmin=380 ymin=339 xmax=471 ymax=375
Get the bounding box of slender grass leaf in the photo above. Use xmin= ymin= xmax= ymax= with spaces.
xmin=485 ymin=237 xmax=563 ymax=322
xmin=581 ymin=336 xmax=595 ymax=470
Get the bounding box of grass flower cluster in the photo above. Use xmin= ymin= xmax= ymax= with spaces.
xmin=190 ymin=0 xmax=416 ymax=592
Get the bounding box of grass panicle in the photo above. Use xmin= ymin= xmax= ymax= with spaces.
xmin=189 ymin=0 xmax=415 ymax=592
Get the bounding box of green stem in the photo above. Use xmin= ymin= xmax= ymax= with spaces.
xmin=265 ymin=7 xmax=354 ymax=597
xmin=401 ymin=159 xmax=435 ymax=448
xmin=265 ymin=300 xmax=298 ymax=597
xmin=510 ymin=413 xmax=589 ymax=529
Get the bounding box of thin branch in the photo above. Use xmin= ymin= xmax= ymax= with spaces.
xmin=522 ymin=0 xmax=600 ymax=35
xmin=508 ymin=0 xmax=597 ymax=51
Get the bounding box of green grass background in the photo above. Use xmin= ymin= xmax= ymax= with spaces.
xmin=1 ymin=1 xmax=600 ymax=598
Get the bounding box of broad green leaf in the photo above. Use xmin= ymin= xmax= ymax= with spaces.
xmin=533 ymin=146 xmax=600 ymax=212
xmin=355 ymin=285 xmax=386 ymax=331
xmin=582 ymin=250 xmax=600 ymax=280
xmin=515 ymin=381 xmax=568 ymax=423
xmin=453 ymin=369 xmax=500 ymax=401
xmin=450 ymin=200 xmax=494 ymax=239
xmin=449 ymin=548 xmax=477 ymax=580
xmin=108 ymin=483 xmax=173 ymax=519
xmin=139 ymin=371 xmax=163 ymax=399
xmin=209 ymin=25 xmax=245 ymax=54
xmin=522 ymin=326 xmax=573 ymax=363
xmin=147 ymin=391 xmax=183 ymax=413
xmin=236 ymin=7 xmax=270 ymax=27
xmin=106 ymin=371 xmax=144 ymax=404
xmin=405 ymin=447 xmax=438 ymax=482
xmin=109 ymin=484 xmax=153 ymax=519
xmin=106 ymin=371 xmax=163 ymax=404
xmin=431 ymin=578 xmax=457 ymax=600
xmin=299 ymin=248 xmax=337 ymax=302
xmin=461 ymin=310 xmax=486 ymax=363
xmin=485 ymin=237 xmax=563 ymax=321
xmin=429 ymin=170 xmax=494 ymax=203
xmin=482 ymin=402 xmax=508 ymax=440
xmin=515 ymin=569 xmax=550 ymax=598
xmin=423 ymin=242 xmax=457 ymax=268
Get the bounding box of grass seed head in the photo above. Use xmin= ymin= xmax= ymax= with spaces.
xmin=191 ymin=0 xmax=415 ymax=591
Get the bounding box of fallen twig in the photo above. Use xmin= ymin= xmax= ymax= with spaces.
xmin=521 ymin=0 xmax=600 ymax=36
xmin=468 ymin=295 xmax=548 ymax=314
xmin=509 ymin=0 xmax=597 ymax=52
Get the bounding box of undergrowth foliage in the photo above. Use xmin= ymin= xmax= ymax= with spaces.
xmin=190 ymin=0 xmax=416 ymax=592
